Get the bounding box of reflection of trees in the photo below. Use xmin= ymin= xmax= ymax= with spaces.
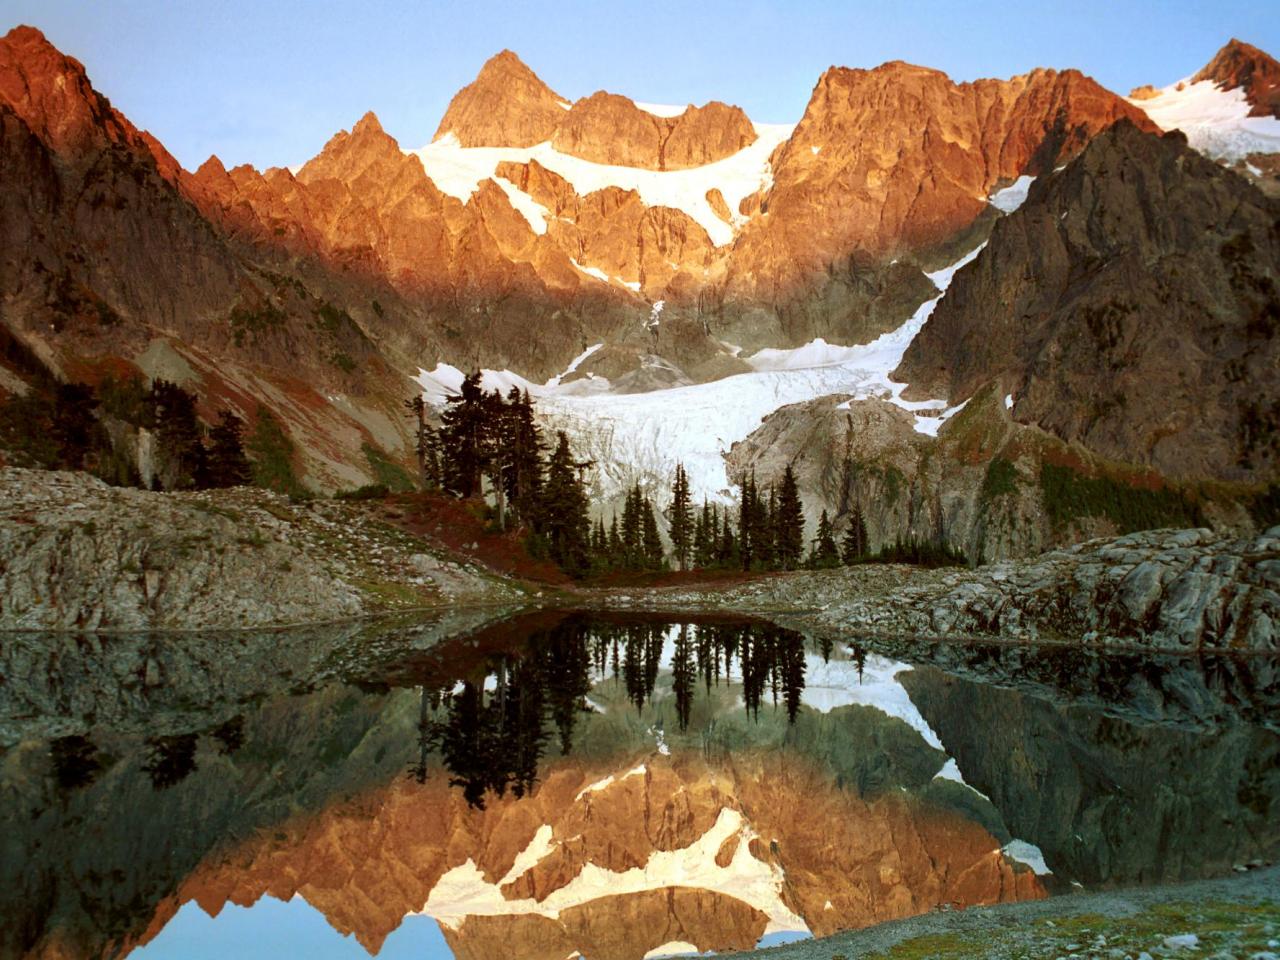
xmin=142 ymin=734 xmax=198 ymax=790
xmin=210 ymin=716 xmax=245 ymax=755
xmin=414 ymin=617 xmax=809 ymax=808
xmin=50 ymin=735 xmax=102 ymax=792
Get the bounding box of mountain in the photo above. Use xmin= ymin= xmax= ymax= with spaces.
xmin=0 ymin=24 xmax=1276 ymax=525
xmin=1127 ymin=38 xmax=1280 ymax=169
xmin=894 ymin=120 xmax=1280 ymax=484
xmin=1193 ymin=38 xmax=1280 ymax=118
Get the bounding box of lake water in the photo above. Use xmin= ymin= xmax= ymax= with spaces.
xmin=2 ymin=611 xmax=1276 ymax=959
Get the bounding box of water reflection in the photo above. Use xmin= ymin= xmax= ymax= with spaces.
xmin=0 ymin=612 xmax=1275 ymax=960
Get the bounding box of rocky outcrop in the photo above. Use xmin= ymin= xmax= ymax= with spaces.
xmin=434 ymin=49 xmax=569 ymax=147
xmin=715 ymin=62 xmax=1156 ymax=348
xmin=0 ymin=468 xmax=516 ymax=629
xmin=639 ymin=527 xmax=1279 ymax=650
xmin=1192 ymin=38 xmax=1280 ymax=118
xmin=894 ymin=120 xmax=1280 ymax=483
xmin=552 ymin=93 xmax=756 ymax=170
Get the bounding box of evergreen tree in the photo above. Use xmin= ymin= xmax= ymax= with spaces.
xmin=205 ymin=410 xmax=252 ymax=488
xmin=151 ymin=379 xmax=206 ymax=489
xmin=775 ymin=465 xmax=805 ymax=570
xmin=641 ymin=494 xmax=665 ymax=570
xmin=539 ymin=431 xmax=591 ymax=576
xmin=404 ymin=395 xmax=433 ymax=490
xmin=738 ymin=472 xmax=758 ymax=570
xmin=809 ymin=508 xmax=840 ymax=568
xmin=439 ymin=371 xmax=490 ymax=498
xmin=669 ymin=463 xmax=693 ymax=570
xmin=841 ymin=506 xmax=869 ymax=563
xmin=504 ymin=388 xmax=544 ymax=524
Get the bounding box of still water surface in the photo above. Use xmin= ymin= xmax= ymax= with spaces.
xmin=2 ymin=611 xmax=1276 ymax=959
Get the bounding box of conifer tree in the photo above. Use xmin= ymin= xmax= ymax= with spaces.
xmin=809 ymin=508 xmax=840 ymax=568
xmin=151 ymin=379 xmax=206 ymax=490
xmin=775 ymin=465 xmax=805 ymax=570
xmin=669 ymin=463 xmax=693 ymax=570
xmin=205 ymin=410 xmax=252 ymax=488
xmin=504 ymin=388 xmax=544 ymax=524
xmin=841 ymin=506 xmax=869 ymax=563
xmin=539 ymin=431 xmax=590 ymax=576
xmin=641 ymin=494 xmax=665 ymax=570
xmin=439 ymin=371 xmax=490 ymax=498
xmin=404 ymin=395 xmax=432 ymax=490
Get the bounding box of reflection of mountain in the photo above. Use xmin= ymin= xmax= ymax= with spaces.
xmin=2 ymin=613 xmax=1277 ymax=960
xmin=901 ymin=665 xmax=1280 ymax=886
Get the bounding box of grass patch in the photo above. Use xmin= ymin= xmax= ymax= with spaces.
xmin=1039 ymin=462 xmax=1201 ymax=534
xmin=864 ymin=899 xmax=1280 ymax=959
xmin=981 ymin=456 xmax=1018 ymax=501
xmin=361 ymin=442 xmax=415 ymax=492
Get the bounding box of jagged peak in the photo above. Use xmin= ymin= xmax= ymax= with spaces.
xmin=1191 ymin=37 xmax=1280 ymax=118
xmin=432 ymin=49 xmax=567 ymax=147
xmin=352 ymin=110 xmax=384 ymax=136
xmin=1193 ymin=37 xmax=1279 ymax=87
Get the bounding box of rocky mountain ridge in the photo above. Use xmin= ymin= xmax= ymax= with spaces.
xmin=0 ymin=23 xmax=1276 ymax=523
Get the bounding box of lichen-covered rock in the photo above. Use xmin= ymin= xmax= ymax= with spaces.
xmin=0 ymin=469 xmax=516 ymax=630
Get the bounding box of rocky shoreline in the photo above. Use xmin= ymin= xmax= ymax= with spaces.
xmin=1 ymin=468 xmax=1276 ymax=649
xmin=0 ymin=468 xmax=522 ymax=630
xmin=597 ymin=527 xmax=1280 ymax=651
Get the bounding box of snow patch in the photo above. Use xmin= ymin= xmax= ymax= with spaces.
xmin=634 ymin=102 xmax=691 ymax=118
xmin=414 ymin=124 xmax=795 ymax=247
xmin=492 ymin=176 xmax=551 ymax=234
xmin=1128 ymin=79 xmax=1280 ymax=161
xmin=1002 ymin=839 xmax=1051 ymax=876
xmin=575 ymin=764 xmax=646 ymax=801
xmin=417 ymin=243 xmax=984 ymax=509
xmin=1004 ymin=393 xmax=1013 ymax=410
xmin=910 ymin=398 xmax=968 ymax=437
xmin=989 ymin=175 xmax=1035 ymax=213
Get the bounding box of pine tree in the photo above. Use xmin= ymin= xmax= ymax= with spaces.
xmin=641 ymin=494 xmax=665 ymax=570
xmin=809 ymin=508 xmax=840 ymax=568
xmin=841 ymin=506 xmax=869 ymax=563
xmin=539 ymin=431 xmax=590 ymax=576
xmin=669 ymin=463 xmax=693 ymax=570
xmin=738 ymin=472 xmax=757 ymax=571
xmin=404 ymin=394 xmax=432 ymax=490
xmin=205 ymin=410 xmax=252 ymax=488
xmin=504 ymin=388 xmax=544 ymax=525
xmin=151 ymin=379 xmax=206 ymax=490
xmin=775 ymin=465 xmax=804 ymax=570
xmin=439 ymin=371 xmax=490 ymax=499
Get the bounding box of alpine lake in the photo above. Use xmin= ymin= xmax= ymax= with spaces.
xmin=2 ymin=610 xmax=1276 ymax=960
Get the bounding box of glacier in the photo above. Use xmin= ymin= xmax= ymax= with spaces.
xmin=416 ymin=242 xmax=986 ymax=516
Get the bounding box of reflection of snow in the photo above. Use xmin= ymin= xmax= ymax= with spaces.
xmin=575 ymin=764 xmax=646 ymax=801
xmin=802 ymin=655 xmax=945 ymax=750
xmin=419 ymin=808 xmax=808 ymax=935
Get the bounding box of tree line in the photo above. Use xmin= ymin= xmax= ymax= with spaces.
xmin=0 ymin=371 xmax=301 ymax=494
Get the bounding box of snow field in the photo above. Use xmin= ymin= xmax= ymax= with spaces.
xmin=1128 ymin=79 xmax=1280 ymax=160
xmin=413 ymin=124 xmax=794 ymax=247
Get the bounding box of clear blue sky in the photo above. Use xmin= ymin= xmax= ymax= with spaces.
xmin=4 ymin=0 xmax=1277 ymax=171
